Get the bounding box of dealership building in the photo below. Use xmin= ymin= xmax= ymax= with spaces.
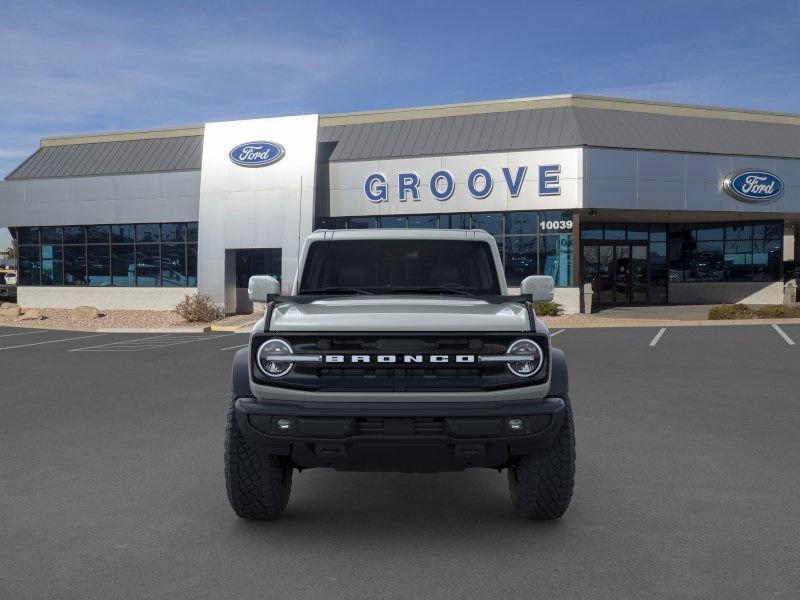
xmin=1 ymin=94 xmax=798 ymax=314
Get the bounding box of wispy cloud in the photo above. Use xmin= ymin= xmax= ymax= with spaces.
xmin=583 ymin=5 xmax=800 ymax=110
xmin=1 ymin=0 xmax=800 ymax=181
xmin=0 ymin=2 xmax=373 ymax=175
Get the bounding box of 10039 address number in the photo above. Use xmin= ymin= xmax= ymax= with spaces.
xmin=539 ymin=220 xmax=573 ymax=232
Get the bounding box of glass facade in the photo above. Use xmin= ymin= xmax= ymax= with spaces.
xmin=316 ymin=211 xmax=575 ymax=287
xmin=13 ymin=216 xmax=783 ymax=301
xmin=581 ymin=221 xmax=783 ymax=305
xmin=581 ymin=223 xmax=668 ymax=304
xmin=235 ymin=249 xmax=282 ymax=288
xmin=667 ymin=221 xmax=782 ymax=283
xmin=15 ymin=223 xmax=198 ymax=287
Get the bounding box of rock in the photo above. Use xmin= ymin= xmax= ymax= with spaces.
xmin=0 ymin=305 xmax=21 ymax=317
xmin=0 ymin=302 xmax=19 ymax=309
xmin=72 ymin=305 xmax=100 ymax=320
xmin=17 ymin=309 xmax=43 ymax=321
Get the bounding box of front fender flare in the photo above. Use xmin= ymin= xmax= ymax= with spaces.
xmin=231 ymin=347 xmax=253 ymax=398
xmin=549 ymin=347 xmax=569 ymax=397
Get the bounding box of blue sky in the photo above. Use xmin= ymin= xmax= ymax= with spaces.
xmin=1 ymin=0 xmax=800 ymax=249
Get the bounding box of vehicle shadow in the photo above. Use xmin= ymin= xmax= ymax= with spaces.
xmin=225 ymin=468 xmax=571 ymax=543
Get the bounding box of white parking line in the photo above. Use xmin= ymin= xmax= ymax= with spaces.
xmin=220 ymin=344 xmax=248 ymax=351
xmin=771 ymin=324 xmax=795 ymax=346
xmin=550 ymin=329 xmax=566 ymax=337
xmin=0 ymin=333 xmax=105 ymax=351
xmin=70 ymin=333 xmax=237 ymax=352
xmin=0 ymin=330 xmax=49 ymax=339
xmin=67 ymin=333 xmax=174 ymax=351
xmin=649 ymin=328 xmax=667 ymax=347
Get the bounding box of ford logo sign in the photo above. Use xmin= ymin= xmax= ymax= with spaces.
xmin=229 ymin=141 xmax=285 ymax=167
xmin=723 ymin=169 xmax=784 ymax=203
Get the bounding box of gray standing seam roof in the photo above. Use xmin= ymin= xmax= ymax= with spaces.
xmin=317 ymin=107 xmax=584 ymax=161
xmin=318 ymin=106 xmax=800 ymax=161
xmin=6 ymin=135 xmax=203 ymax=180
xmin=8 ymin=103 xmax=800 ymax=181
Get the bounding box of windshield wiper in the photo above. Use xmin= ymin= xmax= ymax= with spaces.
xmin=382 ymin=285 xmax=479 ymax=298
xmin=300 ymin=286 xmax=375 ymax=295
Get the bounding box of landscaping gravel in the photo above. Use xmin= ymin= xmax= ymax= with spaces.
xmin=0 ymin=307 xmax=245 ymax=330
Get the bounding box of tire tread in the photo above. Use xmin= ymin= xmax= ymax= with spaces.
xmin=224 ymin=396 xmax=292 ymax=519
xmin=508 ymin=397 xmax=576 ymax=519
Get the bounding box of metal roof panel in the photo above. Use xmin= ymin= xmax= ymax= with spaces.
xmin=6 ymin=135 xmax=203 ymax=180
xmin=10 ymin=101 xmax=800 ymax=181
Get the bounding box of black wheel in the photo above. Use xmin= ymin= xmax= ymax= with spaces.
xmin=224 ymin=395 xmax=292 ymax=519
xmin=507 ymin=395 xmax=575 ymax=519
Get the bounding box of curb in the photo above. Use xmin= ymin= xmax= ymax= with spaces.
xmin=545 ymin=317 xmax=800 ymax=328
xmin=209 ymin=325 xmax=254 ymax=333
xmin=209 ymin=324 xmax=245 ymax=332
xmin=0 ymin=321 xmax=215 ymax=333
xmin=210 ymin=316 xmax=260 ymax=332
xmin=96 ymin=327 xmax=211 ymax=334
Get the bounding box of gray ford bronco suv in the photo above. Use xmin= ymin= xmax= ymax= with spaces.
xmin=225 ymin=229 xmax=575 ymax=519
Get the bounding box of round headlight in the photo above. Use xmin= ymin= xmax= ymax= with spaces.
xmin=256 ymin=338 xmax=294 ymax=378
xmin=506 ymin=338 xmax=544 ymax=378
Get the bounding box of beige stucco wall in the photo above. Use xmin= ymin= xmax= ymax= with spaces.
xmin=552 ymin=287 xmax=581 ymax=314
xmin=17 ymin=287 xmax=197 ymax=311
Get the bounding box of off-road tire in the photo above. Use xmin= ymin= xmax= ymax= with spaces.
xmin=225 ymin=396 xmax=292 ymax=519
xmin=508 ymin=395 xmax=575 ymax=519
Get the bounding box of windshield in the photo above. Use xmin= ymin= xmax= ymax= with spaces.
xmin=299 ymin=239 xmax=501 ymax=295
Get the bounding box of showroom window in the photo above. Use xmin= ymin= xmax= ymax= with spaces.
xmin=667 ymin=221 xmax=782 ymax=283
xmin=315 ymin=211 xmax=574 ymax=287
xmin=14 ymin=223 xmax=199 ymax=287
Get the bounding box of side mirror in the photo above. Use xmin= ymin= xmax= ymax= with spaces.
xmin=248 ymin=275 xmax=281 ymax=302
xmin=520 ymin=275 xmax=554 ymax=303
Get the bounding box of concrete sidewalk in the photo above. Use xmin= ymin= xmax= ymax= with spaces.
xmin=209 ymin=312 xmax=261 ymax=332
xmin=592 ymin=304 xmax=713 ymax=321
xmin=541 ymin=304 xmax=800 ymax=328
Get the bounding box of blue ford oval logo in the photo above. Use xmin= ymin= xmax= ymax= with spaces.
xmin=229 ymin=141 xmax=285 ymax=167
xmin=723 ymin=169 xmax=784 ymax=203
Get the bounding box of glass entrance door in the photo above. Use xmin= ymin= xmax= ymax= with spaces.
xmin=631 ymin=245 xmax=648 ymax=303
xmin=614 ymin=245 xmax=630 ymax=303
xmin=582 ymin=242 xmax=649 ymax=305
xmin=233 ymin=248 xmax=282 ymax=314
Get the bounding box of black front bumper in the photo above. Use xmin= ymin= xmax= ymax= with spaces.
xmin=235 ymin=397 xmax=565 ymax=472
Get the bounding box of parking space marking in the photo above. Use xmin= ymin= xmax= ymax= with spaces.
xmin=68 ymin=334 xmax=173 ymax=351
xmin=550 ymin=329 xmax=565 ymax=337
xmin=649 ymin=328 xmax=667 ymax=347
xmin=0 ymin=330 xmax=49 ymax=339
xmin=771 ymin=324 xmax=795 ymax=346
xmin=70 ymin=333 xmax=237 ymax=352
xmin=0 ymin=333 xmax=105 ymax=351
xmin=220 ymin=344 xmax=248 ymax=351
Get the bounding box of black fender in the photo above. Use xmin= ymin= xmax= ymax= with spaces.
xmin=548 ymin=347 xmax=569 ymax=397
xmin=232 ymin=347 xmax=254 ymax=398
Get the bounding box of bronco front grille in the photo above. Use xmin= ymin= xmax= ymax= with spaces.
xmin=251 ymin=332 xmax=549 ymax=391
xmin=318 ymin=367 xmax=483 ymax=379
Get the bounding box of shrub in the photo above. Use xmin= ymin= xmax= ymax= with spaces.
xmin=754 ymin=304 xmax=800 ymax=318
xmin=532 ymin=301 xmax=564 ymax=317
xmin=708 ymin=304 xmax=800 ymax=320
xmin=707 ymin=304 xmax=757 ymax=320
xmin=175 ymin=294 xmax=223 ymax=323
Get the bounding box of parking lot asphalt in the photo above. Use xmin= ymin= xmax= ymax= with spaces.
xmin=1 ymin=324 xmax=799 ymax=600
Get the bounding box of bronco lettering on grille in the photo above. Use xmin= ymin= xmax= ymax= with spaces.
xmin=323 ymin=354 xmax=476 ymax=364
